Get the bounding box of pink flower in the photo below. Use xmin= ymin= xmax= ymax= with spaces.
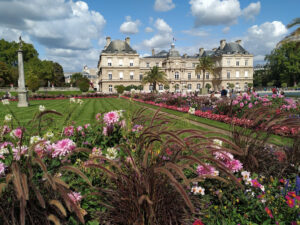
xmin=84 ymin=124 xmax=90 ymax=129
xmin=119 ymin=120 xmax=126 ymax=128
xmin=102 ymin=127 xmax=108 ymax=136
xmin=51 ymin=139 xmax=76 ymax=158
xmin=226 ymin=159 xmax=243 ymax=173
xmin=197 ymin=164 xmax=219 ymax=177
xmin=1 ymin=125 xmax=10 ymax=135
xmin=64 ymin=126 xmax=74 ymax=136
xmin=76 ymin=126 xmax=83 ymax=132
xmin=11 ymin=128 xmax=23 ymax=139
xmin=286 ymin=195 xmax=295 ymax=208
xmin=251 ymin=179 xmax=261 ymax=188
xmin=0 ymin=162 xmax=6 ymax=175
xmin=254 ymin=101 xmax=258 ymax=105
xmin=132 ymin=124 xmax=143 ymax=132
xmin=95 ymin=113 xmax=102 ymax=121
xmin=13 ymin=145 xmax=28 ymax=160
xmin=103 ymin=111 xmax=120 ymax=125
xmin=232 ymin=100 xmax=239 ymax=105
xmin=68 ymin=191 xmax=82 ymax=204
xmin=34 ymin=141 xmax=52 ymax=158
xmin=248 ymin=103 xmax=253 ymax=108
xmin=240 ymin=102 xmax=244 ymax=108
xmin=265 ymin=207 xmax=273 ymax=218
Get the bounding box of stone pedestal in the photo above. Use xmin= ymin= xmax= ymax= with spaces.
xmin=17 ymin=46 xmax=29 ymax=107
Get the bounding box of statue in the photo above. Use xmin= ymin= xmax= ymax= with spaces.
xmin=19 ymin=36 xmax=23 ymax=50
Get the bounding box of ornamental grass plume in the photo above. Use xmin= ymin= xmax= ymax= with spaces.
xmin=85 ymin=108 xmax=243 ymax=225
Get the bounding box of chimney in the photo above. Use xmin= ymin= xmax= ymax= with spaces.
xmin=152 ymin=48 xmax=155 ymax=56
xmin=105 ymin=36 xmax=111 ymax=48
xmin=220 ymin=39 xmax=226 ymax=49
xmin=235 ymin=40 xmax=242 ymax=45
xmin=125 ymin=37 xmax=130 ymax=45
xmin=212 ymin=48 xmax=217 ymax=51
xmin=199 ymin=48 xmax=204 ymax=56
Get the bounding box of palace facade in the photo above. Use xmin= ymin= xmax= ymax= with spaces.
xmin=97 ymin=37 xmax=253 ymax=93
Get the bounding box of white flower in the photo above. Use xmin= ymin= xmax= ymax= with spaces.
xmin=213 ymin=170 xmax=220 ymax=176
xmin=213 ymin=139 xmax=223 ymax=147
xmin=245 ymin=178 xmax=252 ymax=185
xmin=261 ymin=199 xmax=266 ymax=203
xmin=106 ymin=147 xmax=118 ymax=160
xmin=39 ymin=105 xmax=46 ymax=112
xmin=116 ymin=110 xmax=124 ymax=117
xmin=188 ymin=107 xmax=195 ymax=115
xmin=0 ymin=147 xmax=9 ymax=155
xmin=2 ymin=99 xmax=9 ymax=105
xmin=191 ymin=186 xmax=205 ymax=195
xmin=30 ymin=136 xmax=42 ymax=144
xmin=77 ymin=99 xmax=83 ymax=105
xmin=241 ymin=171 xmax=251 ymax=181
xmin=260 ymin=185 xmax=265 ymax=192
xmin=70 ymin=97 xmax=76 ymax=103
xmin=4 ymin=114 xmax=12 ymax=122
xmin=45 ymin=131 xmax=54 ymax=139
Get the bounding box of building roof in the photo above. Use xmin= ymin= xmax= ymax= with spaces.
xmin=102 ymin=40 xmax=137 ymax=54
xmin=215 ymin=42 xmax=249 ymax=55
xmin=167 ymin=43 xmax=181 ymax=58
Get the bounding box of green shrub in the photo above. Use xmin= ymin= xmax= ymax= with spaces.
xmin=77 ymin=77 xmax=90 ymax=92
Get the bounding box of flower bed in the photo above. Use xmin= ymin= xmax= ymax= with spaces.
xmin=122 ymin=93 xmax=300 ymax=136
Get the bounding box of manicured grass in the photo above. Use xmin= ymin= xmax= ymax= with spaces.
xmin=131 ymin=99 xmax=293 ymax=146
xmin=0 ymin=98 xmax=218 ymax=135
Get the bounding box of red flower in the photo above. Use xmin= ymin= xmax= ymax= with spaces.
xmin=286 ymin=195 xmax=295 ymax=208
xmin=193 ymin=219 xmax=204 ymax=225
xmin=264 ymin=207 xmax=273 ymax=218
xmin=288 ymin=191 xmax=296 ymax=198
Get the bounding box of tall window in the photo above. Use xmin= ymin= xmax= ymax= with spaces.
xmin=197 ymin=74 xmax=201 ymax=79
xmin=130 ymin=71 xmax=134 ymax=80
xmin=156 ymin=62 xmax=159 ymax=67
xmin=159 ymin=84 xmax=163 ymax=90
xmin=175 ymin=84 xmax=179 ymax=91
xmin=227 ymin=71 xmax=230 ymax=79
xmin=245 ymin=59 xmax=248 ymax=66
xmin=139 ymin=74 xmax=143 ymax=81
xmin=192 ymin=63 xmax=196 ymax=68
xmin=244 ymin=71 xmax=248 ymax=77
xmin=197 ymin=83 xmax=201 ymax=90
xmin=235 ymin=71 xmax=240 ymax=78
xmin=188 ymin=73 xmax=191 ymax=80
xmin=236 ymin=83 xmax=240 ymax=89
xmin=119 ymin=71 xmax=124 ymax=80
xmin=129 ymin=59 xmax=133 ymax=67
xmin=108 ymin=72 xmax=112 ymax=80
xmin=119 ymin=59 xmax=123 ymax=66
xmin=236 ymin=60 xmax=240 ymax=66
xmin=146 ymin=62 xmax=150 ymax=68
xmin=149 ymin=85 xmax=153 ymax=91
xmin=206 ymin=72 xmax=209 ymax=79
xmin=175 ymin=72 xmax=179 ymax=80
xmin=227 ymin=59 xmax=231 ymax=66
xmin=108 ymin=58 xmax=112 ymax=66
xmin=187 ymin=84 xmax=192 ymax=90
xmin=109 ymin=85 xmax=112 ymax=92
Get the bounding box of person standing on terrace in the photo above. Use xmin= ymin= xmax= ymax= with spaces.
xmin=221 ymin=86 xmax=228 ymax=98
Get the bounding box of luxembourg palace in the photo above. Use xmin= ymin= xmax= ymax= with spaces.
xmin=95 ymin=37 xmax=253 ymax=93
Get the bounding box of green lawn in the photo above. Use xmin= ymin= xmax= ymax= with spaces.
xmin=0 ymin=98 xmax=214 ymax=134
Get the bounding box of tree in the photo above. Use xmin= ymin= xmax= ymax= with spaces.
xmin=247 ymin=83 xmax=253 ymax=88
xmin=76 ymin=77 xmax=90 ymax=92
xmin=277 ymin=17 xmax=300 ymax=47
xmin=228 ymin=83 xmax=235 ymax=89
xmin=281 ymin=83 xmax=287 ymax=88
xmin=265 ymin=42 xmax=300 ymax=86
xmin=70 ymin=73 xmax=83 ymax=86
xmin=205 ymin=83 xmax=211 ymax=92
xmin=195 ymin=56 xmax=214 ymax=94
xmin=114 ymin=85 xmax=125 ymax=94
xmin=0 ymin=62 xmax=11 ymax=87
xmin=142 ymin=66 xmax=168 ymax=92
xmin=26 ymin=67 xmax=40 ymax=92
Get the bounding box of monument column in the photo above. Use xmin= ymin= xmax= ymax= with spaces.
xmin=17 ymin=36 xmax=29 ymax=107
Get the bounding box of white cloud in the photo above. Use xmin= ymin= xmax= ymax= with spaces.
xmin=242 ymin=21 xmax=288 ymax=60
xmin=140 ymin=18 xmax=173 ymax=50
xmin=120 ymin=16 xmax=141 ymax=35
xmin=154 ymin=0 xmax=175 ymax=12
xmin=182 ymin=29 xmax=209 ymax=37
xmin=0 ymin=0 xmax=106 ymax=71
xmin=145 ymin=27 xmax=154 ymax=33
xmin=189 ymin=0 xmax=261 ymax=27
xmin=155 ymin=18 xmax=172 ymax=33
xmin=222 ymin=26 xmax=230 ymax=34
xmin=242 ymin=2 xmax=261 ymax=21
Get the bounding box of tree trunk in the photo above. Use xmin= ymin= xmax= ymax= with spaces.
xmin=153 ymin=81 xmax=157 ymax=93
xmin=202 ymin=69 xmax=205 ymax=94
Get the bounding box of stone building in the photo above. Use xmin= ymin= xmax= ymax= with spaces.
xmin=97 ymin=37 xmax=253 ymax=93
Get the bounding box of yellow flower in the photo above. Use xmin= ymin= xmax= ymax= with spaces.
xmin=214 ymin=206 xmax=218 ymax=209
xmin=236 ymin=199 xmax=239 ymax=203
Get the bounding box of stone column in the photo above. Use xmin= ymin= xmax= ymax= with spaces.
xmin=17 ymin=37 xmax=29 ymax=107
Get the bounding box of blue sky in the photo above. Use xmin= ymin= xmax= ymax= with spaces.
xmin=0 ymin=0 xmax=299 ymax=71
